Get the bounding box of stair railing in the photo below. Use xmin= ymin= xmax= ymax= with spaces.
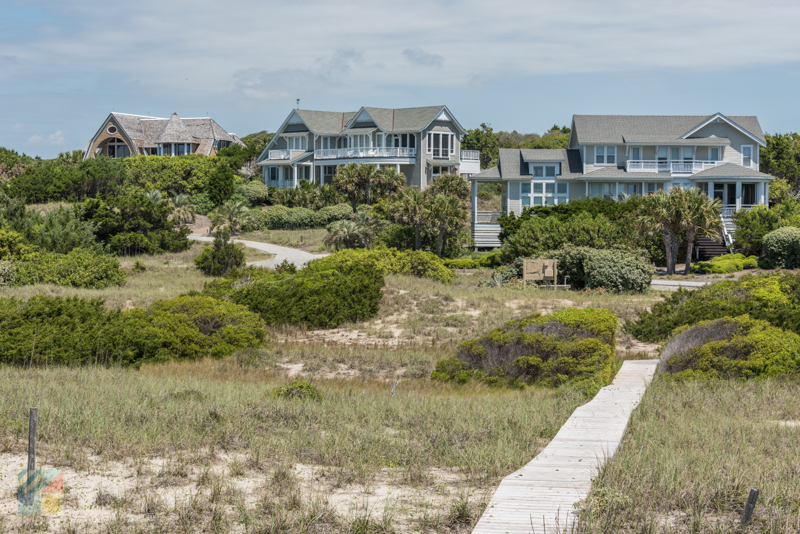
xmin=720 ymin=213 xmax=734 ymax=253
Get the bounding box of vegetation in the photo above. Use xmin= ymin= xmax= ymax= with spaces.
xmin=658 ymin=315 xmax=800 ymax=380
xmin=194 ymin=229 xmax=246 ymax=276
xmin=321 ymin=248 xmax=456 ymax=284
xmin=207 ymin=162 xmax=235 ymax=206
xmin=14 ymin=247 xmax=126 ymax=289
xmin=626 ymin=272 xmax=800 ymax=342
xmin=762 ymin=225 xmax=800 ymax=268
xmin=270 ymin=380 xmax=323 ymax=402
xmin=333 ymin=162 xmax=405 ymax=211
xmin=694 ymin=253 xmax=761 ymax=274
xmin=461 ymin=123 xmax=570 ymax=169
xmin=732 ymin=199 xmax=800 ymax=256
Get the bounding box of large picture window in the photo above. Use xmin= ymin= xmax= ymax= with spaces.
xmin=285 ymin=136 xmax=308 ymax=151
xmin=594 ymin=146 xmax=616 ymax=165
xmin=428 ymin=132 xmax=455 ymax=158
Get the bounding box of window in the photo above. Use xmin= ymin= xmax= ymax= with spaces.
xmin=428 ymin=132 xmax=454 ymax=158
xmin=107 ymin=138 xmax=129 ymax=158
xmin=671 ymin=148 xmax=680 ymax=161
xmin=376 ymin=134 xmax=383 ymax=148
xmin=531 ymin=165 xmax=558 ymax=177
xmin=594 ymin=146 xmax=616 ymax=165
xmin=710 ymin=147 xmax=720 ymax=161
xmin=530 ymin=178 xmax=562 ymax=206
xmin=657 ymin=147 xmax=668 ymax=161
xmin=589 ymin=182 xmax=616 ymax=199
xmin=391 ymin=133 xmax=414 ymax=149
xmin=177 ymin=144 xmax=187 ymax=156
xmin=432 ymin=166 xmax=451 ymax=176
xmin=521 ymin=182 xmax=531 ymax=207
xmin=533 ymin=166 xmax=544 ymax=177
xmin=350 ymin=134 xmax=370 ymax=148
xmin=742 ymin=145 xmax=753 ymax=167
xmin=631 ymin=147 xmax=640 ymax=161
xmin=323 ymin=166 xmax=337 ymax=185
xmin=683 ymin=147 xmax=693 ymax=161
xmin=742 ymin=183 xmax=756 ymax=205
xmin=322 ymin=137 xmax=337 ymax=150
xmin=285 ymin=136 xmax=307 ymax=151
xmin=556 ymin=183 xmax=568 ymax=205
xmin=713 ymin=183 xmax=724 ymax=201
xmin=106 ymin=125 xmax=117 ymax=135
xmin=699 ymin=183 xmax=709 ymax=196
xmin=646 ymin=183 xmax=664 ymax=194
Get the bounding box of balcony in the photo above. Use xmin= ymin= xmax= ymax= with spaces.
xmin=626 ymin=160 xmax=722 ymax=175
xmin=314 ymin=147 xmax=417 ymax=160
xmin=460 ymin=150 xmax=480 ymax=161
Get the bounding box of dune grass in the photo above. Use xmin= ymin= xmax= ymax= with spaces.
xmin=238 ymin=228 xmax=328 ymax=251
xmin=578 ymin=378 xmax=800 ymax=533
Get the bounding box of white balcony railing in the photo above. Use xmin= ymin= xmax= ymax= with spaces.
xmin=268 ymin=149 xmax=292 ymax=160
xmin=314 ymin=147 xmax=417 ymax=159
xmin=460 ymin=150 xmax=480 ymax=161
xmin=625 ymin=160 xmax=722 ymax=174
xmin=475 ymin=211 xmax=502 ymax=224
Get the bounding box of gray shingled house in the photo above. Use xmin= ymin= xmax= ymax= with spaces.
xmin=256 ymin=105 xmax=481 ymax=189
xmin=470 ymin=113 xmax=774 ymax=248
xmin=84 ymin=112 xmax=244 ymax=160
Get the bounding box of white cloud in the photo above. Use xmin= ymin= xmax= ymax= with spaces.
xmin=402 ymin=48 xmax=443 ymax=68
xmin=28 ymin=130 xmax=66 ymax=146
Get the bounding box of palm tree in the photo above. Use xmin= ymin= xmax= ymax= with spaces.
xmin=392 ymin=188 xmax=427 ymax=251
xmin=324 ymin=220 xmax=362 ymax=251
xmin=142 ymin=190 xmax=164 ymax=204
xmin=169 ymin=192 xmax=197 ymax=224
xmin=209 ymin=199 xmax=251 ymax=235
xmin=333 ymin=163 xmax=365 ymax=213
xmin=637 ymin=190 xmax=684 ymax=275
xmin=681 ymin=188 xmax=722 ymax=274
xmin=429 ymin=173 xmax=469 ymax=207
xmin=427 ymin=193 xmax=463 ymax=257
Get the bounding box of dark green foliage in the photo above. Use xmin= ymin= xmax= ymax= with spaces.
xmin=732 ymin=201 xmax=800 ymax=256
xmin=250 ymin=203 xmax=351 ymax=230
xmin=269 ymin=183 xmax=346 ymax=210
xmin=202 ymin=255 xmax=385 ymax=329
xmin=434 ymin=308 xmax=618 ymax=395
xmin=659 ymin=315 xmax=800 ymax=380
xmin=76 ymin=195 xmax=191 ymax=255
xmin=207 ymin=164 xmax=234 ymax=207
xmin=270 ymin=380 xmax=322 ymax=402
xmin=762 ymin=226 xmax=800 ymax=269
xmin=694 ymin=253 xmax=761 ymax=274
xmin=241 ymin=181 xmax=271 ymax=205
xmin=760 ymin=133 xmax=800 ymax=187
xmin=14 ymin=248 xmax=126 ymax=289
xmin=626 ymin=273 xmax=800 ymax=342
xmin=194 ymin=230 xmax=245 ymax=276
xmin=0 ymin=295 xmax=265 ymax=366
xmin=441 ymin=252 xmax=502 ymax=269
xmin=320 ymin=248 xmax=455 ymax=283
xmin=5 ymin=156 xmax=127 ymax=203
xmin=582 ymin=248 xmax=653 ymax=293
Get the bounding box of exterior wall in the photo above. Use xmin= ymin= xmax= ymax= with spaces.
xmin=582 ymin=144 xmax=623 ymax=174
xmin=87 ymin=118 xmax=137 ymax=158
xmin=691 ymin=122 xmax=759 ymax=167
xmin=568 ymin=181 xmax=587 ymax=201
xmin=507 ymin=181 xmax=521 ymax=215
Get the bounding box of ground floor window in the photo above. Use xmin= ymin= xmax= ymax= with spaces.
xmin=432 ymin=166 xmax=452 ymax=176
xmin=269 ymin=167 xmax=278 ymax=182
xmin=590 ymin=182 xmax=616 ymax=200
xmin=620 ymin=183 xmax=640 ymax=196
xmin=645 ymin=182 xmax=664 ymax=194
xmin=106 ymin=138 xmax=130 ymax=158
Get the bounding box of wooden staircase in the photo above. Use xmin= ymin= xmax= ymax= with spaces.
xmin=696 ymin=236 xmax=730 ymax=261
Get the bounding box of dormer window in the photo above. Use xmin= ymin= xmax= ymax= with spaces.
xmin=285 ymin=136 xmax=308 ymax=150
xmin=595 ymin=146 xmax=615 ymax=165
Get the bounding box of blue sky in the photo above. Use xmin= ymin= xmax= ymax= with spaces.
xmin=2 ymin=0 xmax=800 ymax=158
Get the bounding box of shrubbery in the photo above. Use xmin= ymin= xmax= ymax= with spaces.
xmin=15 ymin=248 xmax=126 ymax=289
xmin=194 ymin=230 xmax=245 ymax=276
xmin=320 ymin=248 xmax=455 ymax=283
xmin=733 ymin=201 xmax=800 ymax=256
xmin=202 ymin=256 xmax=385 ymax=329
xmin=433 ymin=308 xmax=617 ymax=395
xmin=0 ymin=295 xmax=265 ymax=366
xmin=694 ymin=253 xmax=761 ymax=274
xmin=658 ymin=315 xmax=800 ymax=380
xmin=626 ymin=273 xmax=800 ymax=342
xmin=270 ymin=380 xmax=322 ymax=401
xmin=762 ymin=226 xmax=800 ymax=269
xmin=241 ymin=180 xmax=271 ymax=205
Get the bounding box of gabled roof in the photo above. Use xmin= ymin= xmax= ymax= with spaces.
xmin=155 ymin=113 xmax=194 ymax=144
xmin=690 ymin=163 xmax=774 ymax=179
xmin=520 ymin=149 xmax=568 ymax=161
xmin=573 ymin=114 xmax=765 ymax=146
xmin=471 ymin=148 xmax=583 ymax=180
xmin=295 ymin=110 xmax=357 ymax=135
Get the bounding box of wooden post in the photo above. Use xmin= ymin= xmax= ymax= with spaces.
xmin=740 ymin=488 xmax=759 ymax=526
xmin=28 ymin=408 xmax=37 ymax=473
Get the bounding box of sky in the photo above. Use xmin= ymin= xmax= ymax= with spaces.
xmin=2 ymin=0 xmax=800 ymax=158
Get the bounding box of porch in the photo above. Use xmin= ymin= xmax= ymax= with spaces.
xmin=626 ymin=160 xmax=722 ymax=175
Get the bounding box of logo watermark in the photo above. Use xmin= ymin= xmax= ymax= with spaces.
xmin=17 ymin=470 xmax=64 ymax=516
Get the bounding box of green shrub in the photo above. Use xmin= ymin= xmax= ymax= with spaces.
xmin=694 ymin=253 xmax=760 ymax=274
xmin=0 ymin=226 xmax=38 ymax=261
xmin=319 ymin=248 xmax=455 ymax=283
xmin=241 ymin=180 xmax=271 ymax=206
xmin=0 ymin=295 xmax=265 ymax=366
xmin=194 ymin=230 xmax=246 ymax=276
xmin=659 ymin=315 xmax=800 ymax=380
xmin=270 ymin=380 xmax=322 ymax=402
xmin=583 ymin=248 xmax=654 ymax=293
xmin=434 ymin=308 xmax=618 ymax=395
xmin=6 ymin=156 xmax=127 ymax=203
xmin=124 ymin=154 xmax=218 ymax=195
xmin=252 ymin=204 xmax=318 ymax=230
xmin=626 ymin=273 xmax=800 ymax=342
xmin=442 ymin=253 xmax=501 ymax=270
xmin=0 ymin=260 xmax=16 ymax=286
xmin=762 ymin=226 xmax=800 ymax=269
xmin=190 ymin=191 xmax=214 ymax=215
xmin=312 ymin=203 xmax=353 ymax=227
xmin=15 ymin=248 xmax=126 ymax=289
xmin=131 ymin=260 xmax=147 ymax=273
xmin=202 ymin=259 xmax=385 ymax=329
xmin=733 ymin=201 xmax=800 ymax=256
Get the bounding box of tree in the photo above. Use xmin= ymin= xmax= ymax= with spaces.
xmin=324 ymin=220 xmax=362 ymax=251
xmin=194 ymin=229 xmax=245 ymax=276
xmin=761 ymin=133 xmax=800 ymax=187
xmin=429 ymin=173 xmax=469 ymax=207
xmin=209 ymin=199 xmax=250 ymax=235
xmin=391 ymin=188 xmax=428 ymax=250
xmin=461 ymin=123 xmax=499 ymax=169
xmin=680 ymin=188 xmax=722 ymax=274
xmin=142 ymin=190 xmax=164 ymax=204
xmin=169 ymin=192 xmax=197 ymax=224
xmin=637 ymin=190 xmax=684 ymax=275
xmin=333 ymin=163 xmax=365 ymax=213
xmin=426 ymin=194 xmax=464 ymax=257
xmin=208 ymin=164 xmax=234 ymax=207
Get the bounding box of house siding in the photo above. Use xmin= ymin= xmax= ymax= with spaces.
xmin=691 ymin=122 xmax=759 ymax=167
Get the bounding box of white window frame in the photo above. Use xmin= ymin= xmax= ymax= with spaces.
xmin=284 ymin=136 xmax=307 ymax=151
xmin=741 ymin=144 xmax=753 ymax=168
xmin=268 ymin=166 xmax=278 ymax=181
xmin=427 ymin=132 xmax=455 ymax=158
xmin=630 ymin=147 xmax=641 ymax=161
xmin=709 ymin=147 xmax=720 ymax=162
xmin=589 ymin=182 xmax=617 ymax=199
xmin=594 ymin=146 xmax=616 ymax=165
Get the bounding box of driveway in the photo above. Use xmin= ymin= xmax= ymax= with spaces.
xmin=188 ymin=235 xmax=328 ymax=269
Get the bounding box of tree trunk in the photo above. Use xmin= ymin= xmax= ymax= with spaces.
xmin=351 ymin=197 xmax=357 ymax=214
xmin=366 ymin=180 xmax=371 ymax=206
xmin=436 ymin=224 xmax=445 ymax=257
xmin=670 ymin=230 xmax=680 ymax=275
xmin=662 ymin=229 xmax=674 ymax=275
xmin=684 ymin=229 xmax=696 ymax=275
xmin=414 ymin=224 xmax=421 ymax=251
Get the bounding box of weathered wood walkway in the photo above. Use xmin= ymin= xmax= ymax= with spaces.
xmin=472 ymin=359 xmax=659 ymax=534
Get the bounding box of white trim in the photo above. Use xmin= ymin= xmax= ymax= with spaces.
xmin=741 ymin=144 xmax=754 ymax=168
xmin=419 ymin=105 xmax=468 ymax=135
xmin=680 ymin=113 xmax=766 ymax=147
xmin=594 ymin=146 xmax=617 ymax=166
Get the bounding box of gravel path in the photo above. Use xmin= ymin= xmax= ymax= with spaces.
xmin=188 ymin=235 xmax=327 ymax=269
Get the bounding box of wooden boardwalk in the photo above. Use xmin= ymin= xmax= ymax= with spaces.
xmin=472 ymin=360 xmax=659 ymax=534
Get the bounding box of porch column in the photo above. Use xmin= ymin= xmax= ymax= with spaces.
xmin=735 ymin=181 xmax=742 ymax=211
xmin=293 ymin=165 xmax=298 ymax=188
xmin=471 ymin=180 xmax=478 ymax=229
xmin=765 ymin=182 xmax=770 ymax=205
xmin=641 ymin=181 xmax=645 ymax=196
xmin=585 ymin=182 xmax=589 ymax=199
xmin=396 ymin=163 xmax=400 ymax=173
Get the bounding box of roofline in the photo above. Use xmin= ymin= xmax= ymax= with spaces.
xmin=680 ymin=113 xmax=766 ymax=147
xmin=567 ymin=116 xmax=577 ymax=148
xmin=419 ymin=105 xmax=467 ymax=135
xmin=261 ymin=109 xmax=304 ymax=159
xmin=83 ymin=113 xmax=139 ymax=161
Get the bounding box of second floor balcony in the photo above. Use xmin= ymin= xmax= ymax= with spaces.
xmin=268 ymin=149 xmax=309 ymax=160
xmin=314 ymin=147 xmax=417 ymax=159
xmin=626 ymin=160 xmax=723 ymax=175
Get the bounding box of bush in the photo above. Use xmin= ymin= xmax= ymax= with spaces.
xmin=626 ymin=273 xmax=800 ymax=342
xmin=241 ymin=180 xmax=270 ymax=206
xmin=208 ymin=164 xmax=234 ymax=207
xmin=583 ymin=249 xmax=654 ymax=293
xmin=733 ymin=201 xmax=800 ymax=256
xmin=442 ymin=252 xmax=501 ymax=270
xmin=0 ymin=226 xmax=38 ymax=261
xmin=202 ymin=259 xmax=385 ymax=329
xmin=124 ymin=155 xmax=218 ymax=195
xmin=762 ymin=226 xmax=800 ymax=269
xmin=194 ymin=230 xmax=246 ymax=276
xmin=313 ymin=203 xmax=353 ymax=227
xmin=319 ymin=248 xmax=455 ymax=283
xmin=6 ymin=157 xmax=127 ymax=203
xmin=270 ymin=380 xmax=322 ymax=401
xmin=252 ymin=204 xmax=317 ymax=230
xmin=433 ymin=308 xmax=618 ymax=395
xmin=0 ymin=295 xmax=265 ymax=366
xmin=15 ymin=248 xmax=126 ymax=289
xmin=0 ymin=260 xmax=16 ymax=286
xmin=694 ymin=253 xmax=760 ymax=274
xmin=658 ymin=315 xmax=800 ymax=380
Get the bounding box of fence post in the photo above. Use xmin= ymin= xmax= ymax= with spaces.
xmin=21 ymin=408 xmax=38 ymax=506
xmin=740 ymin=488 xmax=759 ymax=526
